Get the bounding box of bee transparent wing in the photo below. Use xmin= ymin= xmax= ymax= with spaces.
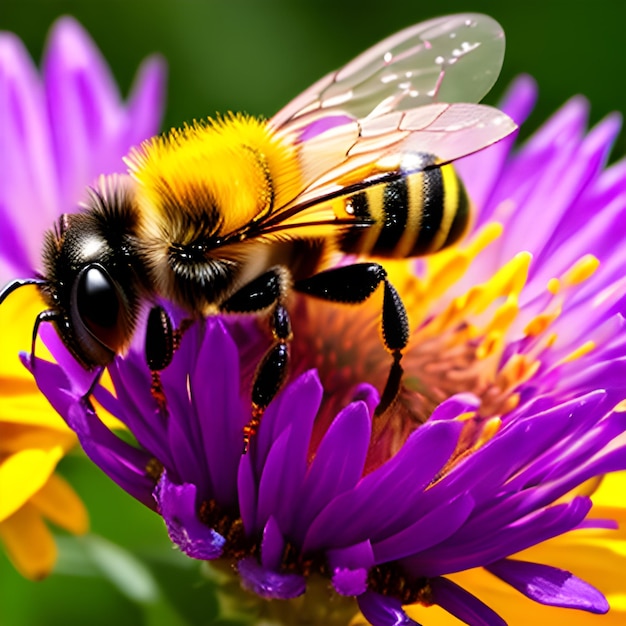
xmin=271 ymin=13 xmax=505 ymax=128
xmin=252 ymin=102 xmax=516 ymax=238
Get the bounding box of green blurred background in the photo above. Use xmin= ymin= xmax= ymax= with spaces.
xmin=2 ymin=0 xmax=626 ymax=624
xmin=4 ymin=0 xmax=626 ymax=147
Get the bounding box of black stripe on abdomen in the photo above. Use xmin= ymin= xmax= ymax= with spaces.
xmin=374 ymin=177 xmax=409 ymax=254
xmin=413 ymin=167 xmax=444 ymax=255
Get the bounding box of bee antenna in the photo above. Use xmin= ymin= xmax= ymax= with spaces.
xmin=0 ymin=278 xmax=46 ymax=306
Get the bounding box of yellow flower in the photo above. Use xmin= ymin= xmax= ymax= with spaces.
xmin=0 ymin=286 xmax=87 ymax=580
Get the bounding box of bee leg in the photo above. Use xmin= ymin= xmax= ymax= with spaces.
xmin=30 ymin=309 xmax=61 ymax=368
xmin=294 ymin=262 xmax=409 ymax=415
xmin=145 ymin=306 xmax=175 ymax=412
xmin=222 ymin=267 xmax=292 ymax=452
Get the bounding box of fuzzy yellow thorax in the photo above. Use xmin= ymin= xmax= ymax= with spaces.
xmin=125 ymin=114 xmax=301 ymax=239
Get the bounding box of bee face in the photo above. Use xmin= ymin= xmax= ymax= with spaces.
xmin=38 ymin=182 xmax=147 ymax=368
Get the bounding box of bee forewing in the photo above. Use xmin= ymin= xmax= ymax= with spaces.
xmin=396 ymin=102 xmax=517 ymax=164
xmin=271 ymin=13 xmax=505 ymax=128
xmin=291 ymin=103 xmax=516 ymax=201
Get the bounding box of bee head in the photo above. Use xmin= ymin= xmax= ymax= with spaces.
xmin=35 ymin=177 xmax=147 ymax=368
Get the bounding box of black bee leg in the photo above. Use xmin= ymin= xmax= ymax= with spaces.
xmin=222 ymin=267 xmax=292 ymax=452
xmin=30 ymin=309 xmax=60 ymax=368
xmin=294 ymin=263 xmax=409 ymax=415
xmin=145 ymin=306 xmax=175 ymax=412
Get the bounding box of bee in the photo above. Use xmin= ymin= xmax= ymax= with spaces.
xmin=1 ymin=13 xmax=516 ymax=451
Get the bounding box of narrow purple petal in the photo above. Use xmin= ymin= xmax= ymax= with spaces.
xmin=25 ymin=355 xmax=75 ymax=420
xmin=38 ymin=323 xmax=96 ymax=395
xmin=255 ymin=371 xmax=322 ymax=531
xmin=192 ymin=320 xmax=247 ymax=506
xmin=237 ymin=557 xmax=305 ymax=600
xmin=577 ymin=518 xmax=618 ymax=530
xmin=499 ymin=74 xmax=539 ymax=126
xmin=411 ymin=497 xmax=592 ymax=576
xmin=429 ymin=394 xmax=480 ymax=421
xmin=155 ymin=473 xmax=226 ymax=560
xmin=260 ymin=516 xmax=285 ymax=572
xmin=0 ymin=32 xmax=58 ymax=275
xmin=43 ymin=16 xmax=124 ymax=209
xmin=328 ymin=540 xmax=375 ymax=571
xmin=67 ymin=402 xmax=156 ymax=509
xmin=255 ymin=427 xmax=291 ymax=531
xmin=372 ymin=494 xmax=474 ymax=563
xmin=429 ymin=577 xmax=506 ymax=626
xmin=237 ymin=451 xmax=258 ymax=535
xmin=292 ymin=400 xmax=371 ymax=540
xmin=357 ymin=591 xmax=421 ymax=626
xmin=486 ymin=559 xmax=609 ymax=613
xmin=125 ymin=55 xmax=167 ymax=149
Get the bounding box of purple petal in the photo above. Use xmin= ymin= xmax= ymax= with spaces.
xmin=67 ymin=401 xmax=156 ymax=509
xmin=357 ymin=591 xmax=421 ymax=626
xmin=192 ymin=320 xmax=247 ymax=506
xmin=124 ymin=55 xmax=167 ymax=149
xmin=486 ymin=559 xmax=609 ymax=613
xmin=0 ymin=32 xmax=58 ymax=275
xmin=411 ymin=497 xmax=592 ymax=577
xmin=332 ymin=567 xmax=369 ymax=597
xmin=237 ymin=451 xmax=258 ymax=535
xmin=255 ymin=371 xmax=322 ymax=531
xmin=26 ymin=355 xmax=76 ymax=420
xmin=43 ymin=16 xmax=124 ymax=209
xmin=260 ymin=516 xmax=285 ymax=572
xmin=429 ymin=394 xmax=480 ymax=421
xmin=237 ymin=556 xmax=305 ymax=600
xmin=292 ymin=400 xmax=371 ymax=540
xmin=328 ymin=540 xmax=374 ymax=596
xmin=429 ymin=576 xmax=506 ymax=626
xmin=39 ymin=323 xmax=96 ymax=395
xmin=372 ymin=493 xmax=474 ymax=562
xmin=499 ymin=74 xmax=539 ymax=126
xmin=154 ymin=473 xmax=225 ymax=560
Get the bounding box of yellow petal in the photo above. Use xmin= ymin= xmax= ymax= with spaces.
xmin=592 ymin=470 xmax=626 ymax=508
xmin=0 ymin=285 xmax=49 ymax=378
xmin=30 ymin=472 xmax=89 ymax=534
xmin=0 ymin=502 xmax=57 ymax=580
xmin=0 ymin=446 xmax=63 ymax=520
xmin=0 ymin=422 xmax=76 ymax=455
xmin=0 ymin=385 xmax=71 ymax=430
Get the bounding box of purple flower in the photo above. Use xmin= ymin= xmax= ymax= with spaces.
xmin=27 ymin=75 xmax=626 ymax=624
xmin=0 ymin=16 xmax=165 ymax=283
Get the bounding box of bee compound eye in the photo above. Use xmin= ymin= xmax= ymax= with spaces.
xmin=74 ymin=265 xmax=125 ymax=353
xmin=77 ymin=266 xmax=119 ymax=327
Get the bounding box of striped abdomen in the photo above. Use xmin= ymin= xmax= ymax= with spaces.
xmin=338 ymin=154 xmax=470 ymax=259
